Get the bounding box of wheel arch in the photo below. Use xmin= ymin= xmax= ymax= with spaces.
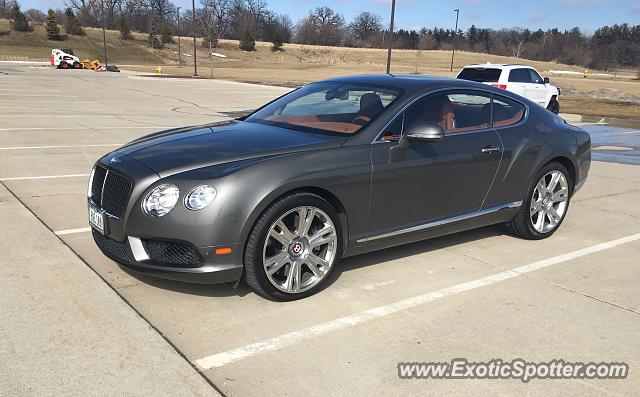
xmin=539 ymin=155 xmax=577 ymax=189
xmin=240 ymin=185 xmax=350 ymax=262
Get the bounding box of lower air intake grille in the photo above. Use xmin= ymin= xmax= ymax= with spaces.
xmin=92 ymin=229 xmax=130 ymax=264
xmin=141 ymin=239 xmax=202 ymax=268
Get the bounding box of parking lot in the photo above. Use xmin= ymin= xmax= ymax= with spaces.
xmin=1 ymin=64 xmax=639 ymax=396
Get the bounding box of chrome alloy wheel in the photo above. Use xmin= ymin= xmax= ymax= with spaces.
xmin=262 ymin=206 xmax=338 ymax=293
xmin=530 ymin=170 xmax=569 ymax=233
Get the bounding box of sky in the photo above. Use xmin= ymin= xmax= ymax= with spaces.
xmin=21 ymin=0 xmax=640 ymax=33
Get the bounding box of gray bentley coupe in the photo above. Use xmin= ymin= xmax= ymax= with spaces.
xmin=88 ymin=74 xmax=591 ymax=300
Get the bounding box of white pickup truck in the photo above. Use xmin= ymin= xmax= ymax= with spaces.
xmin=457 ymin=63 xmax=560 ymax=114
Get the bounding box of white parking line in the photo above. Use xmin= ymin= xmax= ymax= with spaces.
xmin=195 ymin=232 xmax=640 ymax=370
xmin=0 ymin=88 xmax=59 ymax=92
xmin=55 ymin=227 xmax=91 ymax=236
xmin=0 ymin=174 xmax=89 ymax=181
xmin=0 ymin=94 xmax=78 ymax=97
xmin=0 ymin=115 xmax=116 ymax=118
xmin=0 ymin=144 xmax=122 ymax=150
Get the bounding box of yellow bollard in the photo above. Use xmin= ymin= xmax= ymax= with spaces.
xmin=156 ymin=66 xmax=162 ymax=77
xmin=583 ymin=69 xmax=589 ymax=79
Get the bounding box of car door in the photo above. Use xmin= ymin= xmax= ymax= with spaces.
xmin=524 ymin=69 xmax=549 ymax=106
xmin=507 ymin=68 xmax=531 ymax=98
xmin=366 ymin=90 xmax=503 ymax=240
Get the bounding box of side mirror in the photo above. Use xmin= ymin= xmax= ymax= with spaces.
xmin=543 ymin=77 xmax=550 ymax=84
xmin=404 ymin=122 xmax=445 ymax=142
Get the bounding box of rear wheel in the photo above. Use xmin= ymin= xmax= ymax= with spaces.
xmin=507 ymin=162 xmax=572 ymax=239
xmin=244 ymin=193 xmax=341 ymax=301
xmin=547 ymin=97 xmax=560 ymax=114
xmin=59 ymin=62 xmax=69 ymax=69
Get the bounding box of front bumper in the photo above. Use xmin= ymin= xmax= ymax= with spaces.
xmin=92 ymin=228 xmax=243 ymax=284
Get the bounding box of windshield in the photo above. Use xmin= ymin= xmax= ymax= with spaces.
xmin=457 ymin=68 xmax=502 ymax=83
xmin=245 ymin=82 xmax=402 ymax=135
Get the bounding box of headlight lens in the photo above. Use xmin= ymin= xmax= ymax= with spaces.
xmin=184 ymin=185 xmax=216 ymax=210
xmin=142 ymin=184 xmax=180 ymax=217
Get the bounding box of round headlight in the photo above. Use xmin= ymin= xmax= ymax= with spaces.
xmin=142 ymin=184 xmax=180 ymax=217
xmin=184 ymin=185 xmax=216 ymax=211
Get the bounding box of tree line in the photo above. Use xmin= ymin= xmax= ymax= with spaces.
xmin=2 ymin=0 xmax=639 ymax=70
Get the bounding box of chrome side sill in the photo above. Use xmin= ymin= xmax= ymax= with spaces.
xmin=358 ymin=201 xmax=522 ymax=243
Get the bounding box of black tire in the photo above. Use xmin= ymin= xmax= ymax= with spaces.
xmin=547 ymin=97 xmax=560 ymax=114
xmin=244 ymin=192 xmax=342 ymax=301
xmin=506 ymin=161 xmax=573 ymax=240
xmin=59 ymin=62 xmax=69 ymax=69
xmin=73 ymin=61 xmax=81 ymax=69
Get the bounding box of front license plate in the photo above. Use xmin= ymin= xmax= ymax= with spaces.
xmin=88 ymin=205 xmax=105 ymax=234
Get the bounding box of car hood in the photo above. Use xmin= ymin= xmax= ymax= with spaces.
xmin=105 ymin=120 xmax=347 ymax=177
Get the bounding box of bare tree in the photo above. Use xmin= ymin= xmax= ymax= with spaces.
xmin=348 ymin=11 xmax=382 ymax=47
xmin=199 ymin=0 xmax=230 ymax=47
xmin=296 ymin=6 xmax=344 ymax=46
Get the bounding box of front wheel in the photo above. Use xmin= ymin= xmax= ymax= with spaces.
xmin=507 ymin=162 xmax=572 ymax=239
xmin=244 ymin=193 xmax=342 ymax=301
xmin=547 ymin=97 xmax=560 ymax=114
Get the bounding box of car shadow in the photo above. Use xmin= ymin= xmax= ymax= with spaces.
xmin=122 ymin=224 xmax=507 ymax=299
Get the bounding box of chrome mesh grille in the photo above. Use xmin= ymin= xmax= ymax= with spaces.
xmin=90 ymin=165 xmax=132 ymax=218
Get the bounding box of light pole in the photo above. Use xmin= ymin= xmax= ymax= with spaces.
xmin=191 ymin=0 xmax=198 ymax=76
xmin=176 ymin=7 xmax=181 ymax=67
xmin=101 ymin=0 xmax=107 ymax=67
xmin=450 ymin=9 xmax=459 ymax=72
xmin=386 ymin=0 xmax=396 ymax=74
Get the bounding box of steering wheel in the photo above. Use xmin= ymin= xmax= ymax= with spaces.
xmin=351 ymin=115 xmax=370 ymax=126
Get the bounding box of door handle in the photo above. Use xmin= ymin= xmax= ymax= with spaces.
xmin=481 ymin=146 xmax=501 ymax=154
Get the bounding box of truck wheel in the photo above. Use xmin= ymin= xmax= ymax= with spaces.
xmin=59 ymin=62 xmax=69 ymax=69
xmin=73 ymin=62 xmax=81 ymax=69
xmin=547 ymin=97 xmax=560 ymax=114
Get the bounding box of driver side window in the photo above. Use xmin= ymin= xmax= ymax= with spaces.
xmin=379 ymin=91 xmax=492 ymax=141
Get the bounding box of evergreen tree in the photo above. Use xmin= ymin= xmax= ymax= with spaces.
xmin=159 ymin=23 xmax=173 ymax=44
xmin=45 ymin=9 xmax=61 ymax=40
xmin=239 ymin=29 xmax=256 ymax=52
xmin=64 ymin=7 xmax=84 ymax=36
xmin=9 ymin=3 xmax=30 ymax=32
xmin=271 ymin=31 xmax=284 ymax=52
xmin=147 ymin=19 xmax=161 ymax=48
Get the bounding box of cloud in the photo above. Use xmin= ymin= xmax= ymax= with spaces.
xmin=530 ymin=12 xmax=548 ymax=22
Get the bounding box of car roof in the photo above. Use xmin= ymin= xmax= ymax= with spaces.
xmin=462 ymin=63 xmax=535 ymax=70
xmin=319 ymin=73 xmax=489 ymax=92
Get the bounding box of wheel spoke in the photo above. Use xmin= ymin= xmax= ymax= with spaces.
xmin=285 ymin=261 xmax=301 ymax=292
xmin=307 ymin=254 xmax=329 ymax=275
xmin=534 ymin=210 xmax=545 ymax=232
xmin=535 ymin=179 xmax=547 ymax=197
xmin=548 ymin=172 xmax=561 ymax=192
xmin=270 ymin=220 xmax=295 ymax=246
xmin=551 ymin=188 xmax=568 ymax=203
xmin=548 ymin=206 xmax=560 ymax=225
xmin=309 ymin=224 xmax=336 ymax=248
xmin=297 ymin=207 xmax=315 ymax=238
xmin=265 ymin=251 xmax=289 ymax=275
xmin=530 ymin=201 xmax=542 ymax=216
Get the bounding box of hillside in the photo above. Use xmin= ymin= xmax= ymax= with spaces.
xmin=2 ymin=19 xmax=639 ymax=119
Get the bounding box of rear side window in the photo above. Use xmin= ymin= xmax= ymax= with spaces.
xmin=457 ymin=68 xmax=502 ymax=83
xmin=508 ymin=69 xmax=532 ymax=83
xmin=493 ymin=96 xmax=525 ymax=128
